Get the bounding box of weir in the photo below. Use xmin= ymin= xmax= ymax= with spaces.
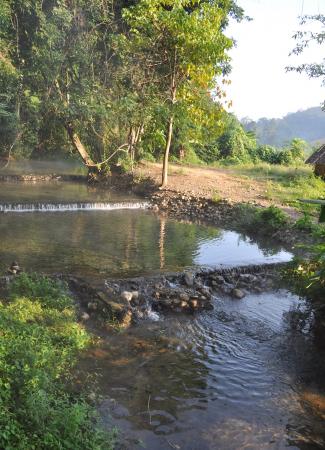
xmin=0 ymin=201 xmax=149 ymax=213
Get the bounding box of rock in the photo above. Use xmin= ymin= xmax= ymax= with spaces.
xmin=184 ymin=271 xmax=194 ymax=287
xmin=200 ymin=288 xmax=211 ymax=298
xmin=220 ymin=283 xmax=234 ymax=294
xmin=211 ymin=275 xmax=225 ymax=285
xmin=239 ymin=273 xmax=257 ymax=283
xmin=7 ymin=261 xmax=22 ymax=275
xmin=232 ymin=288 xmax=245 ymax=299
xmin=120 ymin=310 xmax=132 ymax=328
xmin=179 ymin=292 xmax=190 ymax=302
xmin=87 ymin=302 xmax=98 ymax=311
xmin=81 ymin=312 xmax=90 ymax=321
xmin=189 ymin=299 xmax=198 ymax=309
xmin=121 ymin=291 xmax=133 ymax=302
xmin=253 ymin=286 xmax=263 ymax=293
xmin=104 ymin=300 xmax=125 ymax=317
xmin=131 ymin=291 xmax=139 ymax=301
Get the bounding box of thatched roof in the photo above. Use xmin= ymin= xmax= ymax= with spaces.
xmin=306 ymin=144 xmax=325 ymax=164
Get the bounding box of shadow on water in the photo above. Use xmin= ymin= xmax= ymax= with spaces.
xmin=78 ymin=292 xmax=325 ymax=450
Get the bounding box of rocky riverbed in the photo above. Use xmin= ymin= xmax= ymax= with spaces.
xmin=66 ymin=263 xmax=287 ymax=328
xmin=148 ymin=190 xmax=313 ymax=248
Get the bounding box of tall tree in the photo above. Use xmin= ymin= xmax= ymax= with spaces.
xmin=123 ymin=0 xmax=242 ymax=186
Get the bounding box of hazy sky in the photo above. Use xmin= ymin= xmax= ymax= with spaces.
xmin=226 ymin=0 xmax=325 ymax=120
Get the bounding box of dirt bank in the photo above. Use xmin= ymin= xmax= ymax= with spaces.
xmin=135 ymin=161 xmax=300 ymax=219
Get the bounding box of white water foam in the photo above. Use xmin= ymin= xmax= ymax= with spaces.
xmin=0 ymin=202 xmax=149 ymax=213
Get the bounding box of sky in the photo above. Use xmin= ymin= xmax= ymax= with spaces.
xmin=226 ymin=0 xmax=325 ymax=120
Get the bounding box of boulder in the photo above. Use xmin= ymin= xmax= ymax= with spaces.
xmin=179 ymin=292 xmax=190 ymax=302
xmin=184 ymin=272 xmax=195 ymax=287
xmin=121 ymin=291 xmax=133 ymax=303
xmin=231 ymin=288 xmax=245 ymax=299
xmin=211 ymin=275 xmax=225 ymax=285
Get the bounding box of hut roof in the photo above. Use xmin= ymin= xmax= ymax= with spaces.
xmin=306 ymin=144 xmax=325 ymax=164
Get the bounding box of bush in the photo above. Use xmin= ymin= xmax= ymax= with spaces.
xmin=255 ymin=206 xmax=288 ymax=231
xmin=0 ymin=274 xmax=116 ymax=450
xmin=286 ymin=243 xmax=325 ymax=297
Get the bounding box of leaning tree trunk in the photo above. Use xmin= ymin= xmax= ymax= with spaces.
xmin=161 ymin=115 xmax=174 ymax=187
xmin=65 ymin=122 xmax=95 ymax=167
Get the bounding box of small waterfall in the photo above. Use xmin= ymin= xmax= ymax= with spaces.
xmin=0 ymin=201 xmax=149 ymax=213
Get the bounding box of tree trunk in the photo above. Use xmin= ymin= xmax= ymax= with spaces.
xmin=161 ymin=47 xmax=177 ymax=188
xmin=65 ymin=122 xmax=95 ymax=167
xmin=161 ymin=114 xmax=174 ymax=187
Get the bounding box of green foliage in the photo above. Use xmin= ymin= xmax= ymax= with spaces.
xmin=215 ymin=114 xmax=256 ymax=163
xmin=253 ymin=205 xmax=289 ymax=233
xmin=286 ymin=243 xmax=325 ymax=297
xmin=0 ymin=0 xmax=244 ymax=176
xmin=0 ymin=274 xmax=115 ymax=449
xmin=288 ymin=14 xmax=325 ymax=107
xmin=230 ymin=203 xmax=289 ymax=236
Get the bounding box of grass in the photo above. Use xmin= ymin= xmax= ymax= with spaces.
xmin=265 ymin=174 xmax=324 ymax=213
xmin=218 ymin=162 xmax=324 ymax=214
xmin=223 ymin=162 xmax=314 ymax=182
xmin=0 ymin=273 xmax=116 ymax=450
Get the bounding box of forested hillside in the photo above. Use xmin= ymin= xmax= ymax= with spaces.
xmin=242 ymin=107 xmax=325 ymax=147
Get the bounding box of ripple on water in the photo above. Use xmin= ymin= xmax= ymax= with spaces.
xmin=78 ymin=290 xmax=325 ymax=449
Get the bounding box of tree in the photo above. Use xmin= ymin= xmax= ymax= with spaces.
xmin=123 ymin=0 xmax=243 ymax=186
xmin=288 ymin=14 xmax=325 ymax=107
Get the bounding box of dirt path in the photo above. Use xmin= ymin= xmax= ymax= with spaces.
xmin=136 ymin=161 xmax=299 ymax=218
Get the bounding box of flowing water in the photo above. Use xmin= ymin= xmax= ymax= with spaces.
xmin=80 ymin=291 xmax=325 ymax=450
xmin=1 ymin=179 xmax=324 ymax=449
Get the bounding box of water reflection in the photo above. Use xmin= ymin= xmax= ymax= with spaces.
xmin=0 ymin=209 xmax=291 ymax=277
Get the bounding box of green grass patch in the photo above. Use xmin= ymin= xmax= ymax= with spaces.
xmin=0 ymin=273 xmax=116 ymax=450
xmin=223 ymin=162 xmax=313 ymax=182
xmin=285 ymin=243 xmax=325 ymax=298
xmin=220 ymin=162 xmax=324 ymax=214
xmin=234 ymin=204 xmax=290 ymax=236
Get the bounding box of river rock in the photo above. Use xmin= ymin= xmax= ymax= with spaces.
xmin=220 ymin=283 xmax=234 ymax=294
xmin=121 ymin=291 xmax=133 ymax=303
xmin=87 ymin=301 xmax=98 ymax=311
xmin=180 ymin=292 xmax=190 ymax=302
xmin=211 ymin=275 xmax=225 ymax=285
xmin=232 ymin=288 xmax=245 ymax=299
xmin=184 ymin=272 xmax=194 ymax=287
xmin=189 ymin=299 xmax=198 ymax=309
xmin=239 ymin=273 xmax=257 ymax=283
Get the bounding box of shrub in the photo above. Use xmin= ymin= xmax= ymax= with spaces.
xmin=286 ymin=243 xmax=325 ymax=297
xmin=253 ymin=205 xmax=289 ymax=233
xmin=0 ymin=274 xmax=116 ymax=450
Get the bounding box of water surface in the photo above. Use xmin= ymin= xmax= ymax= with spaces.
xmin=80 ymin=291 xmax=325 ymax=449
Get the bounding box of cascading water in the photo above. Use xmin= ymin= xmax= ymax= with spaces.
xmin=0 ymin=201 xmax=149 ymax=213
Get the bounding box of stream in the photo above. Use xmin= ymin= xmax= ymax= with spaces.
xmin=0 ymin=179 xmax=324 ymax=449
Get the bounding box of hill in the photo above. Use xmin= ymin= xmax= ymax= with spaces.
xmin=242 ymin=107 xmax=325 ymax=147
